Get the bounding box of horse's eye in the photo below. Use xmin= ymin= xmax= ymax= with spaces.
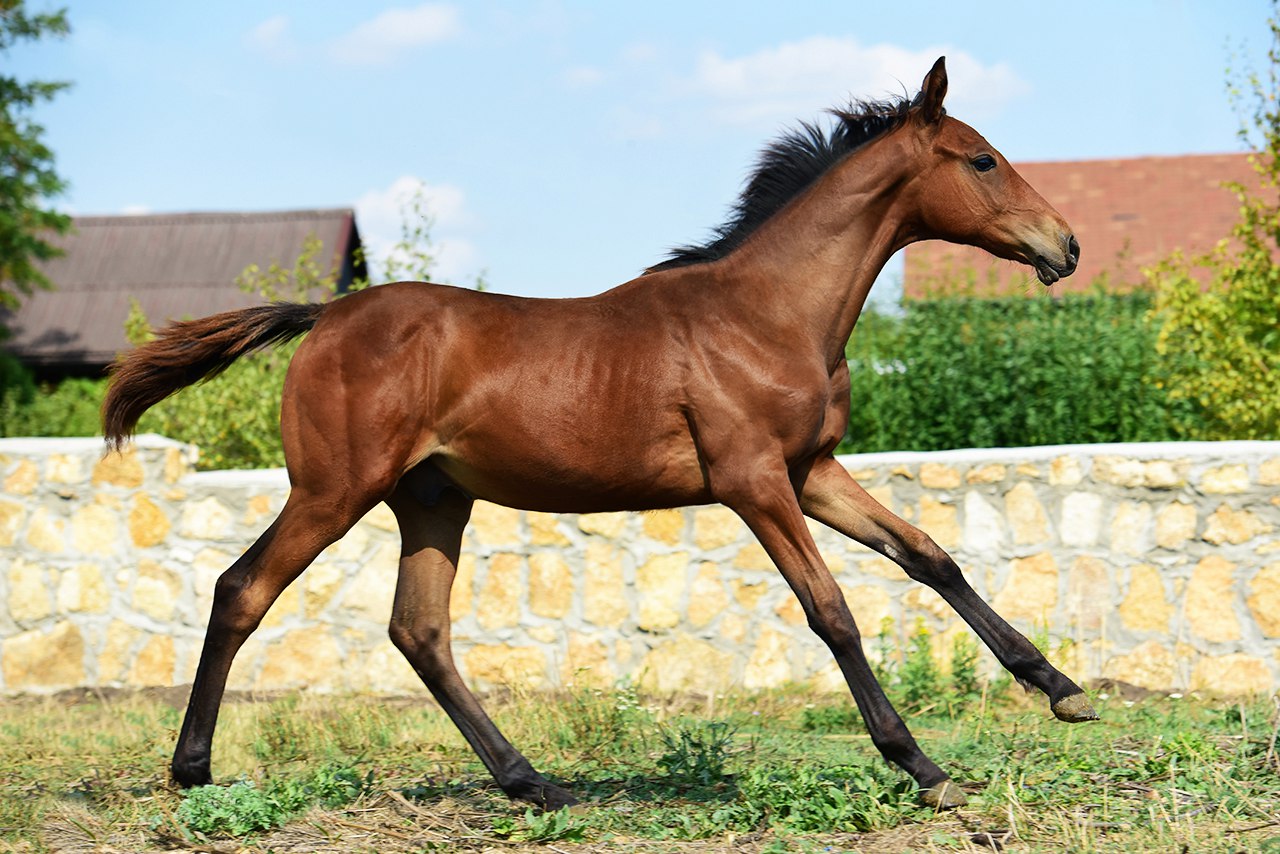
xmin=972 ymin=155 xmax=997 ymax=173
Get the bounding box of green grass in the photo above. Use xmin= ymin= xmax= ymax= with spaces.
xmin=1 ymin=679 xmax=1277 ymax=853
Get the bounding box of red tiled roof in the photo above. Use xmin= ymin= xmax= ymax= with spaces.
xmin=1 ymin=209 xmax=364 ymax=369
xmin=903 ymin=152 xmax=1260 ymax=298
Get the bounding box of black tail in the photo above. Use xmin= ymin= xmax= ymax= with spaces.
xmin=102 ymin=302 xmax=326 ymax=449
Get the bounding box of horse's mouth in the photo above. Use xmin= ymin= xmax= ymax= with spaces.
xmin=1034 ymin=258 xmax=1063 ymax=285
xmin=1033 ymin=236 xmax=1080 ymax=286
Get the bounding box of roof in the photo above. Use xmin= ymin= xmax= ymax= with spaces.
xmin=902 ymin=152 xmax=1259 ymax=298
xmin=1 ymin=208 xmax=364 ymax=368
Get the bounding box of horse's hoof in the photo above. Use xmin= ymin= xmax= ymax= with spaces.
xmin=1052 ymin=692 xmax=1099 ymax=723
xmin=171 ymin=756 xmax=213 ymax=789
xmin=920 ymin=779 xmax=967 ymax=810
xmin=506 ymin=777 xmax=580 ymax=811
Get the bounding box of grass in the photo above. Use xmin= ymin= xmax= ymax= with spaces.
xmin=1 ymin=651 xmax=1278 ymax=852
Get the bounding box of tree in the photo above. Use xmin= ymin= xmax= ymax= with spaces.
xmin=1150 ymin=4 xmax=1280 ymax=440
xmin=0 ymin=1 xmax=71 ymax=309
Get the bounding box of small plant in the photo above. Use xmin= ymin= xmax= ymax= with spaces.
xmin=174 ymin=781 xmax=290 ymax=838
xmin=494 ymin=806 xmax=588 ymax=843
xmin=657 ymin=719 xmax=736 ymax=789
xmin=899 ymin=618 xmax=941 ymax=711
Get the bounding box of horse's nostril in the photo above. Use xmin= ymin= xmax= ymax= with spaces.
xmin=1067 ymin=235 xmax=1080 ymax=263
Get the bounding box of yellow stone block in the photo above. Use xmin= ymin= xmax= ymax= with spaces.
xmin=469 ymin=502 xmax=521 ymax=546
xmin=304 ymin=560 xmax=344 ymax=618
xmin=637 ymin=636 xmax=733 ymax=693
xmin=98 ymin=621 xmax=140 ymax=683
xmin=992 ymin=552 xmax=1058 ymax=623
xmin=733 ymin=543 xmax=773 ymax=572
xmin=257 ymin=626 xmax=342 ymax=689
xmin=1142 ymin=459 xmax=1186 ymax=489
xmin=917 ymin=495 xmax=960 ymax=549
xmin=865 ymin=484 xmax=894 ymax=510
xmin=903 ymin=586 xmax=949 ymax=620
xmin=2 ymin=621 xmax=85 ymax=689
xmin=1110 ymin=501 xmax=1153 ymax=556
xmin=1260 ymin=457 xmax=1280 ymax=487
xmin=351 ymin=640 xmax=424 ymax=694
xmin=180 ymin=497 xmax=233 ymax=540
xmin=1049 ymin=455 xmax=1083 ymax=486
xmin=528 ymin=625 xmax=558 ymax=643
xmin=26 ymin=507 xmax=65 ymax=553
xmin=46 ymin=453 xmax=84 ymax=485
xmin=3 ymin=460 xmax=38 ymax=495
xmin=1155 ymin=502 xmax=1197 ymax=549
xmin=1203 ymin=504 xmax=1271 ymax=545
xmin=919 ymin=462 xmax=961 ymax=490
xmin=464 ymin=643 xmax=548 ymax=690
xmin=1066 ymin=556 xmax=1109 ymax=633
xmin=561 ymin=631 xmax=615 ymax=687
xmin=687 ymin=562 xmax=729 ymax=627
xmin=92 ymin=449 xmax=144 ymax=488
xmin=133 ymin=561 xmax=180 ymax=622
xmin=1191 ymin=653 xmax=1273 ymax=696
xmin=322 ymin=524 xmax=369 ymax=561
xmin=719 ymin=613 xmax=748 ymax=644
xmin=128 ymin=494 xmax=170 ymax=548
xmin=642 ymin=509 xmax=685 ymax=545
xmin=637 ymin=552 xmax=687 ymax=631
xmin=260 ymin=583 xmax=303 ymax=629
xmin=1247 ymin=563 xmax=1280 ymax=637
xmin=578 ymin=511 xmax=628 ymax=539
xmin=1185 ymin=556 xmax=1241 ymax=643
xmin=528 ymin=552 xmax=573 ymax=619
xmin=8 ymin=558 xmax=50 ymax=622
xmin=57 ymin=563 xmax=109 ymax=614
xmin=243 ymin=494 xmax=274 ymax=527
xmin=1118 ymin=564 xmax=1173 ymax=633
xmin=775 ymin=593 xmax=806 ymax=626
xmin=452 ymin=553 xmax=475 ymax=622
xmin=129 ymin=635 xmax=176 ymax=686
xmin=72 ymin=502 xmax=120 ymax=556
xmin=732 ymin=579 xmax=769 ymax=612
xmin=528 ymin=511 xmax=570 ymax=546
xmin=1200 ymin=464 xmax=1249 ymax=494
xmin=842 ymin=584 xmax=892 ymax=633
xmin=693 ymin=506 xmax=744 ymax=551
xmin=855 ymin=556 xmax=907 ymax=581
xmin=339 ymin=542 xmax=399 ymax=622
xmin=362 ymin=502 xmax=399 ymax=532
xmin=163 ymin=447 xmax=192 ymax=483
xmin=1092 ymin=456 xmax=1144 ymax=487
xmin=743 ymin=626 xmax=793 ymax=689
xmin=583 ymin=542 xmax=627 ymax=627
xmin=0 ymin=499 xmax=25 ymax=547
xmin=1005 ymin=482 xmax=1048 ymax=544
xmin=476 ymin=553 xmax=523 ymax=630
xmin=1102 ymin=640 xmax=1176 ymax=691
xmin=967 ymin=463 xmax=1007 ymax=485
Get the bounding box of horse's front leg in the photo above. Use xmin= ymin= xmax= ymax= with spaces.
xmin=799 ymin=455 xmax=1097 ymax=723
xmin=719 ymin=460 xmax=965 ymax=809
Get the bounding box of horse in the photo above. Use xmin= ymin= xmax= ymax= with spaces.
xmin=101 ymin=57 xmax=1090 ymax=811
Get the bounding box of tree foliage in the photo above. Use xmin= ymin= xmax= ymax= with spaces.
xmin=0 ymin=1 xmax=71 ymax=309
xmin=1149 ymin=5 xmax=1280 ymax=440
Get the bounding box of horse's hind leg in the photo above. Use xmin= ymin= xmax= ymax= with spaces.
xmin=800 ymin=456 xmax=1097 ymax=723
xmin=171 ymin=487 xmax=374 ymax=787
xmin=385 ymin=484 xmax=577 ymax=810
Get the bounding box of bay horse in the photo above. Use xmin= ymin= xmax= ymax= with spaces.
xmin=102 ymin=57 xmax=1091 ymax=811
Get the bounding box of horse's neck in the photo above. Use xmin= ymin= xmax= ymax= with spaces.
xmin=723 ymin=137 xmax=916 ymax=364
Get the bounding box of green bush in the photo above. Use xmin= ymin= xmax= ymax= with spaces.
xmin=0 ymin=350 xmax=105 ymax=438
xmin=842 ymin=288 xmax=1194 ymax=453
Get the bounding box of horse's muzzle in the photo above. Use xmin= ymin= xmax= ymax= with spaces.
xmin=1034 ymin=234 xmax=1080 ymax=285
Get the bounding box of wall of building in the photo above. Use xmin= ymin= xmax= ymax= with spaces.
xmin=1 ymin=436 xmax=1278 ymax=697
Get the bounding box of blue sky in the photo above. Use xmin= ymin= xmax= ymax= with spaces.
xmin=12 ymin=1 xmax=1274 ymax=301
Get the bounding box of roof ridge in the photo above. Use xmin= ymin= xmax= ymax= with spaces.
xmin=71 ymin=208 xmax=355 ymax=226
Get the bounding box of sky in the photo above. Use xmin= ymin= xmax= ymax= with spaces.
xmin=11 ymin=1 xmax=1275 ymax=303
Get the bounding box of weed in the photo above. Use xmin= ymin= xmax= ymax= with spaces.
xmin=657 ymin=719 xmax=736 ymax=788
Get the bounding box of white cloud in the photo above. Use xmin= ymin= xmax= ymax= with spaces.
xmin=245 ymin=14 xmax=298 ymax=60
xmin=119 ymin=204 xmax=151 ymax=216
xmin=688 ymin=37 xmax=1028 ymax=127
xmin=563 ymin=65 xmax=605 ymax=89
xmin=355 ymin=176 xmax=479 ymax=284
xmin=330 ymin=4 xmax=461 ymax=66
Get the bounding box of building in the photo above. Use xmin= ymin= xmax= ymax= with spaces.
xmin=1 ymin=208 xmax=366 ymax=376
xmin=903 ymin=152 xmax=1259 ymax=298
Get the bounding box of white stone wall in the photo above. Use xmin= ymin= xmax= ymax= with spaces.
xmin=1 ymin=436 xmax=1278 ymax=696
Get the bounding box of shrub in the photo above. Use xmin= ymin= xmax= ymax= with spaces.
xmin=842 ymin=287 xmax=1190 ymax=453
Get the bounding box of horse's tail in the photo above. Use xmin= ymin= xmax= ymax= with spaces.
xmin=102 ymin=302 xmax=327 ymax=450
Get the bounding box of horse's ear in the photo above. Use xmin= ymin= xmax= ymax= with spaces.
xmin=919 ymin=56 xmax=947 ymax=125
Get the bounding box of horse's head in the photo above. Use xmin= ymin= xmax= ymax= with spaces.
xmin=905 ymin=57 xmax=1079 ymax=286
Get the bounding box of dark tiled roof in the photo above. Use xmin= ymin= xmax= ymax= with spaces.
xmin=903 ymin=152 xmax=1260 ymax=298
xmin=2 ymin=208 xmax=363 ymax=368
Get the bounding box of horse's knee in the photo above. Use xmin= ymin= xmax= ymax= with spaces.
xmin=895 ymin=531 xmax=960 ymax=586
xmin=389 ymin=620 xmax=451 ymax=679
xmin=806 ymin=589 xmax=862 ymax=650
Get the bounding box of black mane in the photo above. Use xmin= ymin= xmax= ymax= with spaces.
xmin=646 ymin=94 xmax=923 ymax=273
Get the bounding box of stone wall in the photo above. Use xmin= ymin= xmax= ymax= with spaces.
xmin=2 ymin=436 xmax=1278 ymax=697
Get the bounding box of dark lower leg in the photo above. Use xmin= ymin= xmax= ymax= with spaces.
xmin=387 ymin=489 xmax=575 ymax=809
